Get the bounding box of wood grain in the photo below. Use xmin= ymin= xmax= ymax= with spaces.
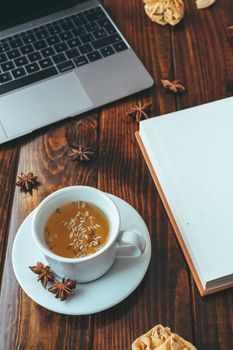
xmin=0 ymin=0 xmax=232 ymax=349
xmin=92 ymin=1 xmax=193 ymax=349
xmin=0 ymin=142 xmax=19 ymax=289
xmin=0 ymin=116 xmax=98 ymax=350
xmin=172 ymin=1 xmax=233 ymax=349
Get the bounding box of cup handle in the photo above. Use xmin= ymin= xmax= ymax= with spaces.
xmin=115 ymin=230 xmax=146 ymax=258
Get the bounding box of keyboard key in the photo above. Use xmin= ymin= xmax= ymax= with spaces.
xmin=0 ymin=72 xmax=12 ymax=84
xmin=73 ymin=15 xmax=87 ymax=26
xmin=65 ymin=48 xmax=80 ymax=59
xmin=113 ymin=41 xmax=128 ymax=52
xmin=23 ymin=30 xmax=34 ymax=36
xmin=0 ymin=6 xmax=121 ymax=92
xmin=47 ymin=35 xmax=60 ymax=46
xmin=0 ymin=42 xmax=10 ymax=52
xmin=21 ymin=44 xmax=34 ymax=55
xmin=72 ymin=27 xmax=86 ymax=37
xmin=23 ymin=34 xmax=36 ymax=44
xmin=87 ymin=51 xmax=101 ymax=62
xmin=98 ymin=18 xmax=111 ymax=27
xmin=7 ymin=49 xmax=21 ymax=59
xmin=52 ymin=53 xmax=66 ymax=64
xmin=74 ymin=55 xmax=88 ymax=67
xmin=38 ymin=58 xmax=53 ymax=69
xmin=38 ymin=25 xmax=47 ymax=32
xmin=98 ymin=19 xmax=116 ymax=34
xmin=10 ymin=38 xmax=23 ymax=49
xmin=92 ymin=33 xmax=122 ymax=50
xmin=57 ymin=60 xmax=74 ymax=73
xmin=34 ymin=40 xmax=47 ymax=50
xmin=85 ymin=7 xmax=106 ymax=22
xmin=60 ymin=20 xmax=74 ymax=31
xmin=93 ymin=29 xmax=107 ymax=39
xmin=0 ymin=53 xmax=7 ymax=64
xmin=36 ymin=30 xmax=49 ymax=40
xmin=105 ymin=24 xmax=117 ymax=35
xmin=79 ymin=43 xmax=92 ymax=54
xmin=85 ymin=22 xmax=99 ymax=32
xmin=28 ymin=52 xmax=42 ymax=62
xmin=100 ymin=46 xmax=115 ymax=57
xmin=7 ymin=36 xmax=14 ymax=43
xmin=14 ymin=56 xmax=29 ymax=67
xmin=67 ymin=38 xmax=81 ymax=48
xmin=54 ymin=43 xmax=68 ymax=53
xmin=12 ymin=67 xmax=26 ymax=79
xmin=80 ymin=33 xmax=94 ymax=44
xmin=1 ymin=61 xmax=15 ymax=72
xmin=59 ymin=31 xmax=73 ymax=41
xmin=41 ymin=47 xmax=55 ymax=57
xmin=0 ymin=67 xmax=58 ymax=95
xmin=25 ymin=62 xmax=40 ymax=73
xmin=48 ymin=25 xmax=62 ymax=35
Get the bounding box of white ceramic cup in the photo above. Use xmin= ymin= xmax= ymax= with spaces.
xmin=32 ymin=186 xmax=146 ymax=282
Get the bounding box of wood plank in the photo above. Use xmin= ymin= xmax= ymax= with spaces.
xmin=0 ymin=142 xmax=19 ymax=289
xmin=172 ymin=1 xmax=233 ymax=349
xmin=192 ymin=288 xmax=233 ymax=350
xmin=91 ymin=1 xmax=194 ymax=348
xmin=0 ymin=0 xmax=231 ymax=348
xmin=0 ymin=116 xmax=98 ymax=349
xmin=172 ymin=0 xmax=233 ymax=106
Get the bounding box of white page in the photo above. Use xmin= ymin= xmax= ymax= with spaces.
xmin=140 ymin=97 xmax=233 ymax=287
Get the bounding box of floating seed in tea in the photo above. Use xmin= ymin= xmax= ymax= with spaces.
xmin=44 ymin=201 xmax=109 ymax=258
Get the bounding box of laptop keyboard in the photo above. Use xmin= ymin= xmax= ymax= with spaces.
xmin=0 ymin=6 xmax=128 ymax=95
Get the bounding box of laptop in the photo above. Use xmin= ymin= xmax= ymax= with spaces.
xmin=0 ymin=0 xmax=153 ymax=144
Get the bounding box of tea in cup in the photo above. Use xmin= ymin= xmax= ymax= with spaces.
xmin=44 ymin=201 xmax=109 ymax=258
xmin=32 ymin=186 xmax=146 ymax=282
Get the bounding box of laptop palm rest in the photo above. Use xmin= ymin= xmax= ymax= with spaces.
xmin=0 ymin=72 xmax=93 ymax=139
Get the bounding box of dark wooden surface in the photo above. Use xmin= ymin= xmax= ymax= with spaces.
xmin=0 ymin=1 xmax=233 ymax=349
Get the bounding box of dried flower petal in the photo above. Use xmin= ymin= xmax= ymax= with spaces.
xmin=161 ymin=79 xmax=185 ymax=93
xmin=29 ymin=262 xmax=54 ymax=288
xmin=127 ymin=101 xmax=152 ymax=122
xmin=144 ymin=0 xmax=184 ymax=26
xmin=132 ymin=324 xmax=197 ymax=350
xmin=195 ymin=0 xmax=215 ymax=9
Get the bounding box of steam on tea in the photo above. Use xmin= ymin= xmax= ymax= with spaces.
xmin=44 ymin=201 xmax=109 ymax=258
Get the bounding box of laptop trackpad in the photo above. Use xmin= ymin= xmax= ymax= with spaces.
xmin=0 ymin=72 xmax=93 ymax=138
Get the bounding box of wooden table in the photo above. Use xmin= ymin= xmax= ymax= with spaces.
xmin=0 ymin=1 xmax=232 ymax=349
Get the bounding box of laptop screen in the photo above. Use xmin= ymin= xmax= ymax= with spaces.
xmin=0 ymin=0 xmax=83 ymax=29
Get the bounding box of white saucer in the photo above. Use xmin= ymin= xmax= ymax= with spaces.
xmin=12 ymin=194 xmax=151 ymax=315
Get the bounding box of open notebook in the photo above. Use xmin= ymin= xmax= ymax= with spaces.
xmin=136 ymin=97 xmax=233 ymax=296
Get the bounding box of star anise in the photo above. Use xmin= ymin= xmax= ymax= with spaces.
xmin=29 ymin=262 xmax=55 ymax=288
xmin=16 ymin=172 xmax=39 ymax=192
xmin=127 ymin=101 xmax=152 ymax=122
xmin=64 ymin=279 xmax=77 ymax=290
xmin=48 ymin=278 xmax=77 ymax=301
xmin=69 ymin=145 xmax=94 ymax=162
xmin=161 ymin=79 xmax=185 ymax=93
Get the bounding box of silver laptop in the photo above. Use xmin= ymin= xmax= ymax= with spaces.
xmin=0 ymin=0 xmax=153 ymax=144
